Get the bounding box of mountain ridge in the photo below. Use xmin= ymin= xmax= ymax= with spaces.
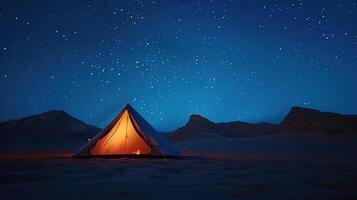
xmin=1 ymin=106 xmax=357 ymax=149
xmin=0 ymin=110 xmax=101 ymax=152
xmin=274 ymin=106 xmax=357 ymax=134
xmin=169 ymin=114 xmax=275 ymax=141
xmin=168 ymin=106 xmax=357 ymax=141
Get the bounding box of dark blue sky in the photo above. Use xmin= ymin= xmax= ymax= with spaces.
xmin=1 ymin=0 xmax=356 ymax=131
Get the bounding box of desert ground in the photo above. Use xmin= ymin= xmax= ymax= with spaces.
xmin=1 ymin=132 xmax=357 ymax=200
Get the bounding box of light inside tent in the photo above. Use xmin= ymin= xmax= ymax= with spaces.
xmin=90 ymin=110 xmax=151 ymax=155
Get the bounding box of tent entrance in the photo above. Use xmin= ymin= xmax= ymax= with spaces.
xmin=90 ymin=110 xmax=151 ymax=155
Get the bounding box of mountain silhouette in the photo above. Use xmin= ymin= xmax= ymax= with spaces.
xmin=274 ymin=106 xmax=357 ymax=134
xmin=0 ymin=110 xmax=100 ymax=152
xmin=1 ymin=106 xmax=357 ymax=151
xmin=169 ymin=114 xmax=275 ymax=141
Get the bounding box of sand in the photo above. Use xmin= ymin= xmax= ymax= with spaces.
xmin=1 ymin=132 xmax=357 ymax=199
xmin=175 ymin=132 xmax=357 ymax=161
xmin=1 ymin=157 xmax=357 ymax=199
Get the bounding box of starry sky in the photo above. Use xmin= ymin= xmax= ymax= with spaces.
xmin=1 ymin=0 xmax=356 ymax=131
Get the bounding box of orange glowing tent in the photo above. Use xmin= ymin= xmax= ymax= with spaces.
xmin=76 ymin=104 xmax=180 ymax=158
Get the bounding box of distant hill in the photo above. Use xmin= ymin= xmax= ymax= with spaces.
xmin=274 ymin=106 xmax=357 ymax=134
xmin=169 ymin=114 xmax=275 ymax=141
xmin=0 ymin=110 xmax=100 ymax=152
xmin=2 ymin=106 xmax=356 ymax=152
xmin=168 ymin=106 xmax=357 ymax=141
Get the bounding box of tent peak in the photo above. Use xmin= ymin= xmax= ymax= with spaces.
xmin=124 ymin=103 xmax=133 ymax=110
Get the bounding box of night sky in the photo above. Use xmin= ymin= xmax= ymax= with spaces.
xmin=1 ymin=0 xmax=356 ymax=131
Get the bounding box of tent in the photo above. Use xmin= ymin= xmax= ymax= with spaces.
xmin=76 ymin=104 xmax=180 ymax=158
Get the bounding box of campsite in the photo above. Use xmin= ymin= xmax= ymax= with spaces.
xmin=1 ymin=104 xmax=357 ymax=199
xmin=1 ymin=0 xmax=357 ymax=199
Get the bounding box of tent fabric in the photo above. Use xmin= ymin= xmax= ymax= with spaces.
xmin=77 ymin=104 xmax=180 ymax=157
xmin=90 ymin=110 xmax=151 ymax=155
